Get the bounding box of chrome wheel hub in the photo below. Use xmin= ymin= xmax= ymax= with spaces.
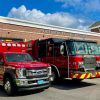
xmin=4 ymin=80 xmax=11 ymax=93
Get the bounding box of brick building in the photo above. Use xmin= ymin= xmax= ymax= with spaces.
xmin=90 ymin=21 xmax=100 ymax=33
xmin=0 ymin=16 xmax=100 ymax=43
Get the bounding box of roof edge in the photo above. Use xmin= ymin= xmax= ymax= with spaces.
xmin=0 ymin=16 xmax=100 ymax=36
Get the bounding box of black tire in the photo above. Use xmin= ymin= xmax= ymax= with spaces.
xmin=51 ymin=69 xmax=58 ymax=84
xmin=4 ymin=77 xmax=17 ymax=96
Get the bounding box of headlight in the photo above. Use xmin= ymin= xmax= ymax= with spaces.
xmin=16 ymin=68 xmax=26 ymax=78
xmin=96 ymin=61 xmax=100 ymax=67
xmin=78 ymin=62 xmax=84 ymax=67
xmin=48 ymin=66 xmax=51 ymax=76
xmin=78 ymin=62 xmax=85 ymax=72
xmin=78 ymin=62 xmax=84 ymax=65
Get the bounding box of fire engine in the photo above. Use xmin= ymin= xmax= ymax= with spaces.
xmin=26 ymin=38 xmax=100 ymax=82
xmin=0 ymin=41 xmax=51 ymax=95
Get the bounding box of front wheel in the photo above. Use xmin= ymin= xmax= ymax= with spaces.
xmin=4 ymin=78 xmax=16 ymax=96
xmin=51 ymin=69 xmax=59 ymax=84
xmin=51 ymin=71 xmax=56 ymax=82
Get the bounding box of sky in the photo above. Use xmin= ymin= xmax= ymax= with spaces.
xmin=0 ymin=0 xmax=100 ymax=30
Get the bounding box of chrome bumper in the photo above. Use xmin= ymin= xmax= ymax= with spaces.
xmin=18 ymin=84 xmax=50 ymax=91
xmin=16 ymin=77 xmax=50 ymax=87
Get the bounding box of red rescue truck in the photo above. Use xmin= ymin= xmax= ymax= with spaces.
xmin=0 ymin=41 xmax=51 ymax=95
xmin=27 ymin=38 xmax=100 ymax=82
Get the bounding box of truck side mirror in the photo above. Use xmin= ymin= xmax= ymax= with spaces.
xmin=60 ymin=43 xmax=68 ymax=56
xmin=60 ymin=44 xmax=65 ymax=55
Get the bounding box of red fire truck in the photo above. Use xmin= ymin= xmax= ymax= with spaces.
xmin=0 ymin=41 xmax=51 ymax=95
xmin=26 ymin=38 xmax=100 ymax=82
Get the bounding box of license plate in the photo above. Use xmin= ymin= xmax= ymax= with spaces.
xmin=37 ymin=80 xmax=44 ymax=85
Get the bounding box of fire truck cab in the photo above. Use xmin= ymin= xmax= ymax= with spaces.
xmin=27 ymin=38 xmax=100 ymax=82
xmin=0 ymin=41 xmax=51 ymax=95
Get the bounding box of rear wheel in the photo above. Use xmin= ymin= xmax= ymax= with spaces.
xmin=4 ymin=77 xmax=17 ymax=96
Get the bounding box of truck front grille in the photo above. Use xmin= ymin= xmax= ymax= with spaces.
xmin=26 ymin=68 xmax=48 ymax=79
xmin=83 ymin=56 xmax=96 ymax=70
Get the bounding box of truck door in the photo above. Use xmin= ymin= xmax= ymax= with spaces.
xmin=54 ymin=42 xmax=69 ymax=78
xmin=0 ymin=54 xmax=5 ymax=85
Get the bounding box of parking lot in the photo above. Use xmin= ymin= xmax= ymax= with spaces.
xmin=0 ymin=78 xmax=100 ymax=100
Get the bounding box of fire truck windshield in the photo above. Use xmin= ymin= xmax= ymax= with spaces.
xmin=87 ymin=43 xmax=99 ymax=55
xmin=74 ymin=42 xmax=88 ymax=55
xmin=98 ymin=45 xmax=100 ymax=53
xmin=5 ymin=53 xmax=34 ymax=62
xmin=72 ymin=41 xmax=100 ymax=55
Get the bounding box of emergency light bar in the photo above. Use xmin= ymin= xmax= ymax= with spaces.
xmin=0 ymin=42 xmax=26 ymax=53
xmin=1 ymin=43 xmax=25 ymax=47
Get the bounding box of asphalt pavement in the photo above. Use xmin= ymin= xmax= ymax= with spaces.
xmin=0 ymin=78 xmax=100 ymax=100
